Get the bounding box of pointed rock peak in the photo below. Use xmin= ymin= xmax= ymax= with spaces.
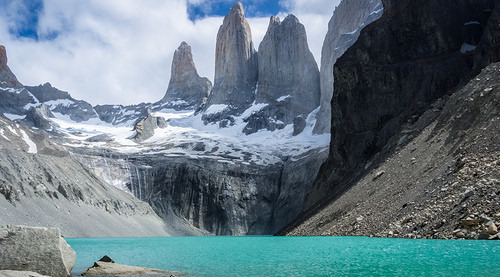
xmin=0 ymin=45 xmax=7 ymax=66
xmin=270 ymin=15 xmax=281 ymax=24
xmin=178 ymin=41 xmax=190 ymax=51
xmin=231 ymin=2 xmax=244 ymax=15
xmin=283 ymin=14 xmax=299 ymax=24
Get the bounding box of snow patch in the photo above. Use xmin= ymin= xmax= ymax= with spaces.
xmin=461 ymin=43 xmax=476 ymax=54
xmin=204 ymin=104 xmax=229 ymax=115
xmin=0 ymin=129 xmax=10 ymax=141
xmin=3 ymin=113 xmax=26 ymax=121
xmin=464 ymin=21 xmax=480 ymax=26
xmin=44 ymin=99 xmax=75 ymax=108
xmin=19 ymin=129 xmax=37 ymax=154
xmin=276 ymin=95 xmax=291 ymax=102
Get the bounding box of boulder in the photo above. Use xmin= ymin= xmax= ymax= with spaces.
xmin=0 ymin=270 xmax=50 ymax=277
xmin=0 ymin=225 xmax=76 ymax=277
xmin=488 ymin=222 xmax=498 ymax=235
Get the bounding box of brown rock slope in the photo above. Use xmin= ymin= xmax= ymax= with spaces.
xmin=284 ymin=61 xmax=499 ymax=239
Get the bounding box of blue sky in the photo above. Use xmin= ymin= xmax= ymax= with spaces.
xmin=0 ymin=0 xmax=338 ymax=105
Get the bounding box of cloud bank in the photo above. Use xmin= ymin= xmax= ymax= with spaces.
xmin=0 ymin=0 xmax=338 ymax=105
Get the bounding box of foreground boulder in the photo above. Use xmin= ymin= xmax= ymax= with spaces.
xmin=0 ymin=225 xmax=76 ymax=277
xmin=82 ymin=256 xmax=183 ymax=276
xmin=0 ymin=270 xmax=50 ymax=277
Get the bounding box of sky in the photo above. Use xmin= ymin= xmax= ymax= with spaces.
xmin=0 ymin=0 xmax=339 ymax=106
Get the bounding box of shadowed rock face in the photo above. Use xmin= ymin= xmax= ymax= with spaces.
xmin=313 ymin=0 xmax=383 ymax=134
xmin=203 ymin=2 xmax=258 ymax=123
xmin=243 ymin=15 xmax=320 ymax=135
xmin=304 ymin=0 xmax=495 ymax=209
xmin=161 ymin=42 xmax=212 ymax=109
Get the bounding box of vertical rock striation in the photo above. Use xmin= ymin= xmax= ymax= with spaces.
xmin=160 ymin=42 xmax=212 ymax=110
xmin=313 ymin=0 xmax=383 ymax=134
xmin=304 ymin=0 xmax=495 ymax=209
xmin=243 ymin=15 xmax=320 ymax=135
xmin=202 ymin=2 xmax=258 ymax=125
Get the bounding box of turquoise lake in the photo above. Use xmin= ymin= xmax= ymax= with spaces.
xmin=67 ymin=236 xmax=500 ymax=276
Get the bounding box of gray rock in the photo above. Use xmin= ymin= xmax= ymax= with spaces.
xmin=0 ymin=45 xmax=22 ymax=88
xmin=203 ymin=2 xmax=258 ymax=122
xmin=244 ymin=15 xmax=320 ymax=135
xmin=0 ymin=225 xmax=75 ymax=277
xmin=24 ymin=104 xmax=55 ymax=130
xmin=314 ymin=0 xmax=383 ymax=134
xmin=488 ymin=222 xmax=498 ymax=235
xmin=160 ymin=42 xmax=212 ymax=110
xmin=133 ymin=112 xmax=167 ymax=142
xmin=0 ymin=270 xmax=51 ymax=277
xmin=81 ymin=261 xmax=183 ymax=276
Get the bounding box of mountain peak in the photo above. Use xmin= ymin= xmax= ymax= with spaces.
xmin=231 ymin=2 xmax=244 ymax=15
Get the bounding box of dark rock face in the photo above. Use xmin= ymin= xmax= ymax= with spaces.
xmin=243 ymin=15 xmax=320 ymax=135
xmin=203 ymin=2 xmax=258 ymax=124
xmin=474 ymin=6 xmax=500 ymax=71
xmin=313 ymin=0 xmax=383 ymax=134
xmin=25 ymin=104 xmax=55 ymax=130
xmin=0 ymin=225 xmax=76 ymax=277
xmin=160 ymin=42 xmax=212 ymax=110
xmin=304 ymin=0 xmax=496 ymax=209
xmin=76 ymin=146 xmax=327 ymax=236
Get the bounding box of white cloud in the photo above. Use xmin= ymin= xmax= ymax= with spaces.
xmin=0 ymin=0 xmax=335 ymax=105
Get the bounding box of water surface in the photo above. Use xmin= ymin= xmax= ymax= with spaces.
xmin=67 ymin=236 xmax=500 ymax=276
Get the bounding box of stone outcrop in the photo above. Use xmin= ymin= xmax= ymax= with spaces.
xmin=0 ymin=225 xmax=76 ymax=277
xmin=303 ymin=0 xmax=496 ymax=210
xmin=133 ymin=111 xmax=167 ymax=142
xmin=81 ymin=256 xmax=183 ymax=276
xmin=313 ymin=0 xmax=383 ymax=134
xmin=243 ymin=15 xmax=320 ymax=135
xmin=474 ymin=6 xmax=500 ymax=71
xmin=202 ymin=2 xmax=258 ymax=125
xmin=160 ymin=42 xmax=212 ymax=110
xmin=0 ymin=270 xmax=51 ymax=277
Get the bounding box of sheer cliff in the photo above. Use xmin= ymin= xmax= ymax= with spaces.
xmin=279 ymin=0 xmax=499 ymax=239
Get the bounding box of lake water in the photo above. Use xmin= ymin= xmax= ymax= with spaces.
xmin=66 ymin=236 xmax=500 ymax=276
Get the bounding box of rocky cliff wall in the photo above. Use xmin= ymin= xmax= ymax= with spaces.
xmin=74 ymin=146 xmax=327 ymax=236
xmin=313 ymin=0 xmax=383 ymax=134
xmin=303 ymin=0 xmax=496 ymax=210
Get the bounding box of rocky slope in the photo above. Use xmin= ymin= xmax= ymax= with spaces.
xmin=283 ymin=62 xmax=499 ymax=239
xmin=0 ymin=115 xmax=199 ymax=237
xmin=202 ymin=2 xmax=259 ymax=126
xmin=243 ymin=15 xmax=320 ymax=135
xmin=279 ymin=0 xmax=499 ymax=239
xmin=313 ymin=0 xmax=383 ymax=134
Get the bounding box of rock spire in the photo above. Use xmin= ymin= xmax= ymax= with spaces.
xmin=161 ymin=41 xmax=212 ymax=109
xmin=0 ymin=45 xmax=22 ymax=88
xmin=243 ymin=14 xmax=320 ymax=134
xmin=203 ymin=2 xmax=258 ymax=123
